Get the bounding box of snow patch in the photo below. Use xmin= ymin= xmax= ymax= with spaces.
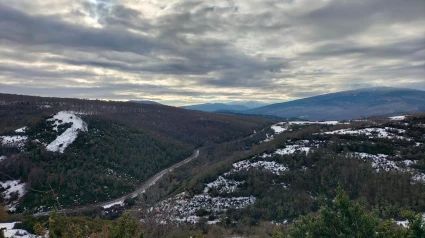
xmin=352 ymin=153 xmax=397 ymax=172
xmin=271 ymin=123 xmax=288 ymax=134
xmin=274 ymin=145 xmax=311 ymax=155
xmin=394 ymin=220 xmax=409 ymax=228
xmin=45 ymin=111 xmax=88 ymax=153
xmin=261 ymin=122 xmax=289 ymax=143
xmin=261 ymin=134 xmax=274 ymax=143
xmin=0 ymin=136 xmax=27 ymax=149
xmin=14 ymin=126 xmax=27 ymax=133
xmin=324 ymin=127 xmax=408 ymax=140
xmin=0 ymin=222 xmax=42 ymax=238
xmin=0 ymin=180 xmax=26 ymax=211
xmin=102 ymin=200 xmax=124 ymax=209
xmin=232 ymin=160 xmax=288 ymax=175
xmin=261 ymin=140 xmax=324 ymax=157
xmin=350 ymin=153 xmax=425 ymax=183
xmin=38 ymin=104 xmax=51 ymax=109
xmin=393 ymin=214 xmax=425 ymax=228
xmin=207 ymin=220 xmax=220 ymax=225
xmin=402 ymin=160 xmax=417 ymax=167
xmin=263 ymin=121 xmax=342 ymax=143
xmin=204 ymin=176 xmax=245 ymax=194
xmin=153 ymin=193 xmax=255 ymax=224
xmin=389 ymin=115 xmax=407 ymax=121
xmin=289 ymin=121 xmax=340 ymax=125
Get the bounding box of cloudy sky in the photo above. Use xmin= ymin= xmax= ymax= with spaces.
xmin=0 ymin=0 xmax=424 ymax=105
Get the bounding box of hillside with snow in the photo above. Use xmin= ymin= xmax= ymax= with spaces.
xmin=0 ymin=94 xmax=271 ymax=213
xmin=45 ymin=111 xmax=88 ymax=153
xmin=145 ymin=114 xmax=425 ymax=226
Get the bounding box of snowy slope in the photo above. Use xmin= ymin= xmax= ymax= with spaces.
xmin=45 ymin=111 xmax=88 ymax=153
xmin=0 ymin=180 xmax=26 ymax=211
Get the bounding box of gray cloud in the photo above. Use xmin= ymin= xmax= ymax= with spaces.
xmin=0 ymin=3 xmax=160 ymax=54
xmin=0 ymin=0 xmax=424 ymax=105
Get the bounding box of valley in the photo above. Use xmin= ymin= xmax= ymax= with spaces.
xmin=1 ymin=94 xmax=425 ymax=238
xmin=1 ymin=0 xmax=424 ymax=236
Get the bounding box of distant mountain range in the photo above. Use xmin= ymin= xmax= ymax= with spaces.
xmin=129 ymin=100 xmax=162 ymax=105
xmin=181 ymin=102 xmax=264 ymax=112
xmin=226 ymin=101 xmax=269 ymax=109
xmin=244 ymin=87 xmax=425 ymax=120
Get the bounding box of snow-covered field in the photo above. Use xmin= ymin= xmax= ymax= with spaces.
xmin=324 ymin=127 xmax=408 ymax=140
xmin=0 ymin=180 xmax=26 ymax=211
xmin=46 ymin=111 xmax=88 ymax=153
xmin=0 ymin=222 xmax=40 ymax=238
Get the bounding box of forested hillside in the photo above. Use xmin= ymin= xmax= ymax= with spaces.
xmin=134 ymin=114 xmax=425 ymax=237
xmin=0 ymin=93 xmax=272 ymax=147
xmin=0 ymin=93 xmax=272 ymax=213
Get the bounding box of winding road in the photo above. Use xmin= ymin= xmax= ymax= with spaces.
xmin=33 ymin=124 xmax=271 ymax=217
xmin=34 ymin=149 xmax=200 ymax=216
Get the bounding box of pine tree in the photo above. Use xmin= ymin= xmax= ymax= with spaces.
xmin=33 ymin=222 xmax=47 ymax=237
xmin=108 ymin=212 xmax=144 ymax=238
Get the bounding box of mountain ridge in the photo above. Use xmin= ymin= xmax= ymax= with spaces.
xmin=181 ymin=103 xmax=250 ymax=112
xmin=244 ymin=87 xmax=425 ymax=120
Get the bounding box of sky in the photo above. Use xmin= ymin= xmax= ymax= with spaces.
xmin=0 ymin=0 xmax=424 ymax=106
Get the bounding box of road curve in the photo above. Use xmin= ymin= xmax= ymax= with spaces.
xmin=34 ymin=149 xmax=200 ymax=216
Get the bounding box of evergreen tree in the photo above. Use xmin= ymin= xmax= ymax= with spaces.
xmin=289 ymin=185 xmax=379 ymax=237
xmin=107 ymin=212 xmax=144 ymax=238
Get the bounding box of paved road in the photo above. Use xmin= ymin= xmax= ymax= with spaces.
xmin=34 ymin=149 xmax=200 ymax=216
